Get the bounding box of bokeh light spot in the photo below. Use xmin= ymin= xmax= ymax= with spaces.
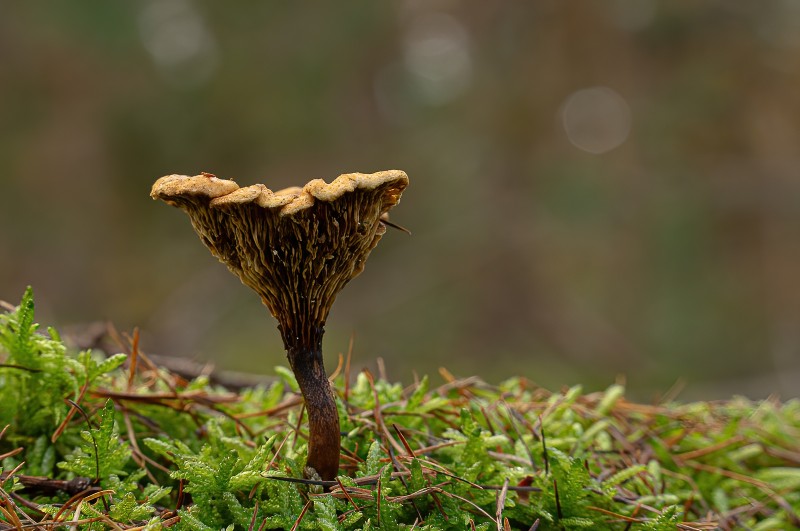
xmin=138 ymin=0 xmax=218 ymax=88
xmin=561 ymin=86 xmax=632 ymax=154
xmin=402 ymin=12 xmax=472 ymax=105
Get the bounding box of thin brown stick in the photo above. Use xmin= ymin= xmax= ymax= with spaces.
xmin=336 ymin=478 xmax=361 ymax=512
xmin=122 ymin=409 xmax=163 ymax=481
xmin=676 ymin=435 xmax=745 ymax=460
xmin=495 ymin=477 xmax=509 ymax=531
xmin=289 ymin=500 xmax=312 ymax=531
xmin=0 ymin=446 xmax=23 ymax=461
xmin=127 ymin=327 xmax=140 ymax=391
xmin=51 ymin=378 xmax=91 ymax=443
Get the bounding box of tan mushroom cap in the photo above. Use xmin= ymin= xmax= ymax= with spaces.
xmin=150 ymin=173 xmax=240 ymax=204
xmin=150 ymin=170 xmax=408 ymax=346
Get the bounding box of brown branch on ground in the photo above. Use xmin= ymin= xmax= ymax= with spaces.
xmin=0 ymin=472 xmax=98 ymax=497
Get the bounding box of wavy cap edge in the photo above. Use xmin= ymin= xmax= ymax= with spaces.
xmin=153 ymin=170 xmax=409 ymax=214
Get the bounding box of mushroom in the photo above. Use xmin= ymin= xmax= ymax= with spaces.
xmin=150 ymin=170 xmax=409 ymax=482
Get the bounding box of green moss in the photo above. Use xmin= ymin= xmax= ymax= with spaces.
xmin=1 ymin=288 xmax=798 ymax=529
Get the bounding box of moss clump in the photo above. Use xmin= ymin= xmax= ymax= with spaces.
xmin=1 ymin=287 xmax=798 ymax=530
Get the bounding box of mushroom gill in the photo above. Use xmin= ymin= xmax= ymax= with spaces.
xmin=150 ymin=170 xmax=409 ymax=482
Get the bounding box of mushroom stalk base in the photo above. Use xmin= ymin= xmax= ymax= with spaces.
xmin=284 ymin=333 xmax=340 ymax=483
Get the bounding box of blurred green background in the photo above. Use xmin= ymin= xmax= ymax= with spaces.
xmin=2 ymin=2 xmax=799 ymax=399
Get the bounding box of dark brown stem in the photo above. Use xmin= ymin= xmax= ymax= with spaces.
xmin=281 ymin=325 xmax=340 ymax=482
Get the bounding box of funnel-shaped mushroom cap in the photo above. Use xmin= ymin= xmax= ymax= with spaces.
xmin=151 ymin=170 xmax=408 ymax=347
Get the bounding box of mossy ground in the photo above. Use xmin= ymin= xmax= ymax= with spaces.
xmin=1 ymin=288 xmax=799 ymax=530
